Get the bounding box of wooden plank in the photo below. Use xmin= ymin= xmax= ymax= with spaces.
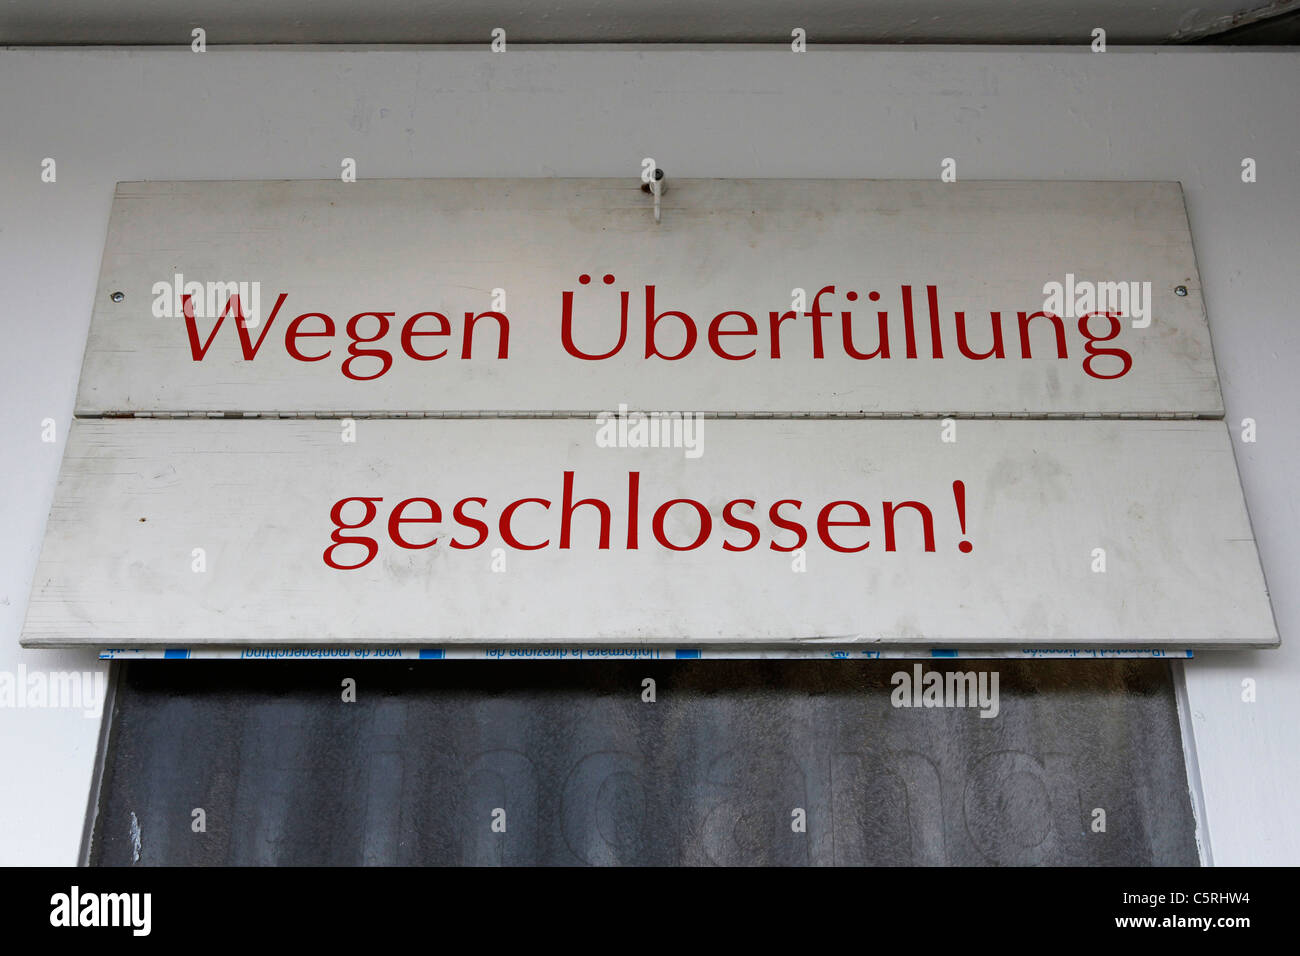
xmin=21 ymin=418 xmax=1276 ymax=648
xmin=75 ymin=179 xmax=1223 ymax=416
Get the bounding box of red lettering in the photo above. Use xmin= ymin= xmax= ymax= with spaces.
xmin=500 ymin=497 xmax=551 ymax=550
xmin=323 ymin=496 xmax=383 ymax=570
xmin=560 ymin=286 xmax=628 ymax=360
xmin=342 ymin=312 xmax=394 ymax=381
xmin=721 ymin=499 xmax=760 ymax=552
xmin=768 ymin=499 xmax=807 ymax=552
xmin=401 ymin=312 xmax=451 ymax=361
xmin=883 ymin=501 xmax=935 ymax=552
xmin=560 ymin=471 xmax=611 ymax=549
xmin=768 ymin=310 xmax=797 ymax=359
xmin=1078 ymin=312 xmax=1132 ymax=380
xmin=1018 ymin=311 xmax=1068 ymax=360
xmin=708 ymin=311 xmax=758 ymax=360
xmin=450 ymin=497 xmax=490 ymax=549
xmin=817 ymin=500 xmax=871 ymax=553
xmin=284 ymin=312 xmax=334 ymax=362
xmin=652 ymin=498 xmax=712 ymax=551
xmin=387 ymin=497 xmax=441 ymax=549
xmin=462 ymin=311 xmax=509 ymax=359
xmin=644 ymin=285 xmax=697 ymax=360
xmin=183 ymin=292 xmax=288 ymax=360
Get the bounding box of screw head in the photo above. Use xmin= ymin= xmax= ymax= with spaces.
xmin=110 ymin=291 xmax=125 ymax=302
xmin=640 ymin=168 xmax=665 ymax=193
xmin=1174 ymin=285 xmax=1188 ymax=297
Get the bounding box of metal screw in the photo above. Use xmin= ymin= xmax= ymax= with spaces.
xmin=1174 ymin=286 xmax=1188 ymax=297
xmin=110 ymin=291 xmax=125 ymax=302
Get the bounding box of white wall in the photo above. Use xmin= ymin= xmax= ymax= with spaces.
xmin=1 ymin=1 xmax=1289 ymax=43
xmin=1 ymin=45 xmax=1296 ymax=866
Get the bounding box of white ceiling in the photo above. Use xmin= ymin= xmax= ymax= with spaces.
xmin=1 ymin=0 xmax=1297 ymax=45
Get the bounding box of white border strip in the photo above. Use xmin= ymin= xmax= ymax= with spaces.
xmin=1172 ymin=659 xmax=1214 ymax=866
xmin=100 ymin=646 xmax=1195 ymax=661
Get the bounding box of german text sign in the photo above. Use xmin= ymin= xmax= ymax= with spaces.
xmin=76 ymin=179 xmax=1221 ymax=416
xmin=21 ymin=418 xmax=1275 ymax=648
xmin=24 ymin=178 xmax=1274 ymax=650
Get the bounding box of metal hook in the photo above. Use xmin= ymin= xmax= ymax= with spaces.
xmin=641 ymin=168 xmax=666 ymax=224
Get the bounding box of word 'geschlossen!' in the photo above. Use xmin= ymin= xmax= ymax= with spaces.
xmin=323 ymin=474 xmax=975 ymax=570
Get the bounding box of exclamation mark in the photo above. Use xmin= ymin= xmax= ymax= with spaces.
xmin=953 ymin=480 xmax=972 ymax=553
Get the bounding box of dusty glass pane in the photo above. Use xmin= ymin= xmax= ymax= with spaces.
xmin=87 ymin=659 xmax=1199 ymax=866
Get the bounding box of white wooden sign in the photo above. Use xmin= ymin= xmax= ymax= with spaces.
xmin=21 ymin=418 xmax=1276 ymax=648
xmin=76 ymin=179 xmax=1221 ymax=416
xmin=23 ymin=177 xmax=1275 ymax=650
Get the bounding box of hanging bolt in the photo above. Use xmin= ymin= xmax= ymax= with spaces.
xmin=640 ymin=168 xmax=667 ymax=224
xmin=639 ymin=168 xmax=665 ymax=193
xmin=110 ymin=291 xmax=125 ymax=302
xmin=1174 ymin=286 xmax=1188 ymax=297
